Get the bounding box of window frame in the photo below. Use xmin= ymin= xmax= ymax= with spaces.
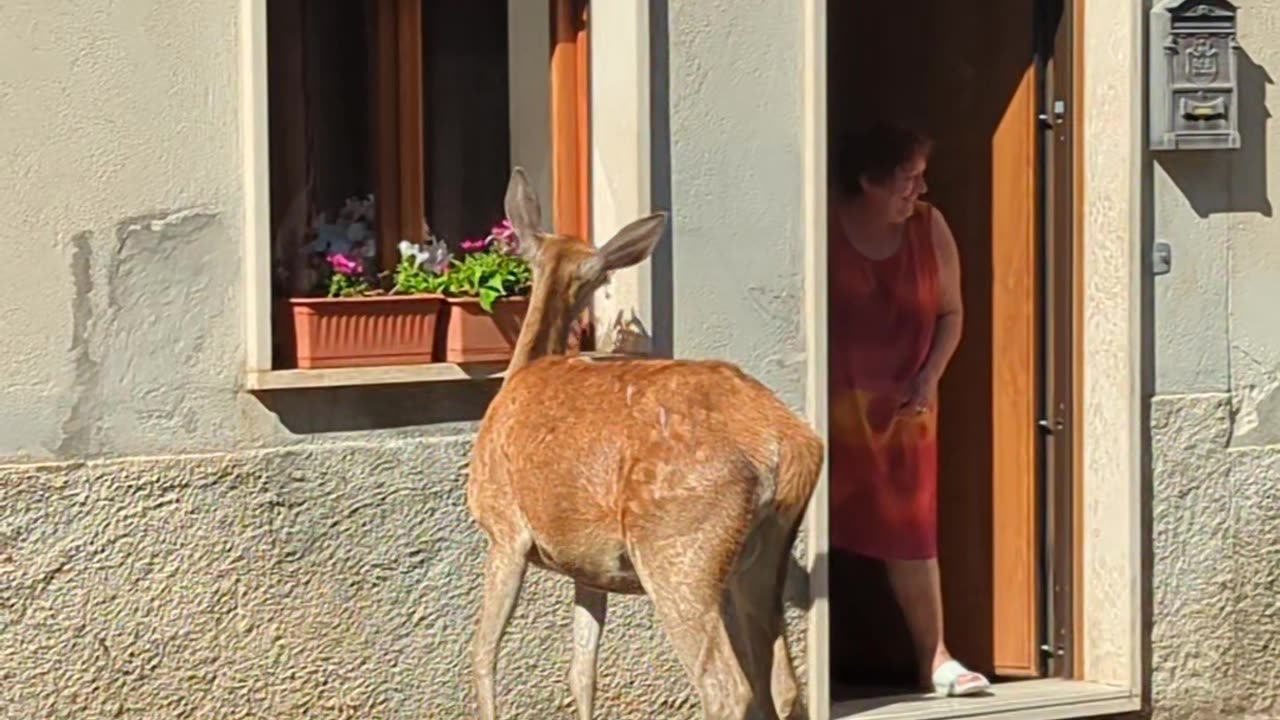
xmin=240 ymin=0 xmax=595 ymax=388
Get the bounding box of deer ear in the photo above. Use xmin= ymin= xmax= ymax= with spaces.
xmin=590 ymin=213 xmax=667 ymax=279
xmin=504 ymin=166 xmax=543 ymax=257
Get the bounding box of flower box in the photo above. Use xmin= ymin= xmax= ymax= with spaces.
xmin=444 ymin=296 xmax=529 ymax=363
xmin=276 ymin=194 xmax=532 ymax=370
xmin=286 ymin=294 xmax=444 ymax=369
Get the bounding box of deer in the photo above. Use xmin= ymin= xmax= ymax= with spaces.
xmin=466 ymin=167 xmax=824 ymax=720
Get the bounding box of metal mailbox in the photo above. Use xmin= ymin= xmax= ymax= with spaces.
xmin=1149 ymin=0 xmax=1241 ymax=151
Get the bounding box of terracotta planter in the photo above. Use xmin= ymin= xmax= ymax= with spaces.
xmin=443 ymin=297 xmax=528 ymax=363
xmin=285 ymin=295 xmax=444 ymax=369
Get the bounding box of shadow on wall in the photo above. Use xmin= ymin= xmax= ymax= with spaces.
xmin=1155 ymin=49 xmax=1273 ymax=218
xmin=254 ymin=380 xmax=500 ymax=434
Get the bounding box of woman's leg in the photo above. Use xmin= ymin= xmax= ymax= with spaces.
xmin=882 ymin=557 xmax=985 ymax=690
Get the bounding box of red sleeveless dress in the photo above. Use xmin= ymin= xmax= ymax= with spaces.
xmin=828 ymin=202 xmax=940 ymax=560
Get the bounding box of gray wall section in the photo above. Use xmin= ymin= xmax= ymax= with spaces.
xmin=0 ymin=435 xmax=808 ymax=719
xmin=1150 ymin=395 xmax=1280 ymax=720
xmin=0 ymin=438 xmax=699 ymax=718
xmin=1152 ymin=4 xmax=1280 ymax=447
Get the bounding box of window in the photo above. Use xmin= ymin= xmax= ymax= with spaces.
xmin=256 ymin=0 xmax=591 ymax=376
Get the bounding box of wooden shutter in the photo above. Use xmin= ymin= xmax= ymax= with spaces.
xmin=550 ymin=0 xmax=591 ymax=242
xmin=550 ymin=0 xmax=593 ymax=351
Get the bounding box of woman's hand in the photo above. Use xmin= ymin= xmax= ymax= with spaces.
xmin=898 ymin=372 xmax=939 ymax=416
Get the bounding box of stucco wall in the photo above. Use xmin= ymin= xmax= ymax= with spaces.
xmin=1150 ymin=1 xmax=1280 ymax=718
xmin=0 ymin=1 xmax=811 ymax=718
xmin=0 ymin=0 xmax=246 ymax=463
xmin=2 ymin=438 xmax=702 ymax=719
xmin=666 ymin=0 xmax=809 ymax=412
xmin=1150 ymin=395 xmax=1280 ymax=720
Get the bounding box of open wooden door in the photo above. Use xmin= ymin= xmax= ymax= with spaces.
xmin=827 ymin=0 xmax=1043 ymax=688
xmin=990 ymin=59 xmax=1040 ymax=679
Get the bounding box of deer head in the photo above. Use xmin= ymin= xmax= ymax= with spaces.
xmin=503 ymin=167 xmax=667 ymax=376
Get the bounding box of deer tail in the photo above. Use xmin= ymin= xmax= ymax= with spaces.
xmin=774 ymin=424 xmax=824 ymax=526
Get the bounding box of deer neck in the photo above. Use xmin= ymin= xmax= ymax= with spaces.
xmin=505 ymin=277 xmax=574 ymax=381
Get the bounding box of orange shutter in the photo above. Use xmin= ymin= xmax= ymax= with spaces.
xmin=550 ymin=0 xmax=593 ymax=351
xmin=550 ymin=0 xmax=590 ymax=243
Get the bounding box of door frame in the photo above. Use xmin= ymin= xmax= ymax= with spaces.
xmin=800 ymin=0 xmax=1091 ymax=714
xmin=800 ymin=0 xmax=831 ymax=711
xmin=1038 ymin=0 xmax=1080 ymax=680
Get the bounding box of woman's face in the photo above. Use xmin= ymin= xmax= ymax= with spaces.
xmin=862 ymin=152 xmax=929 ymax=223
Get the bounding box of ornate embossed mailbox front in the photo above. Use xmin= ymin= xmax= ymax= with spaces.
xmin=1149 ymin=0 xmax=1241 ymax=151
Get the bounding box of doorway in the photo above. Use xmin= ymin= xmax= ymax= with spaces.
xmin=824 ymin=0 xmax=1074 ymax=702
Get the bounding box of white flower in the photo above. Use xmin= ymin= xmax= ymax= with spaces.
xmin=397 ymin=236 xmax=452 ymax=272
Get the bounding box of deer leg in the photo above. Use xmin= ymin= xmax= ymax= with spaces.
xmin=473 ymin=537 xmax=530 ymax=720
xmin=656 ymin=594 xmax=754 ymax=719
xmin=630 ymin=550 xmax=754 ymax=719
xmin=569 ymin=583 xmax=608 ymax=720
xmin=728 ymin=518 xmax=801 ymax=720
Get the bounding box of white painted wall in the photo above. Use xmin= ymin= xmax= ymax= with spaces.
xmin=589 ymin=0 xmax=655 ymax=354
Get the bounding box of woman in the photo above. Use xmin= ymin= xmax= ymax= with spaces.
xmin=828 ymin=123 xmax=989 ymax=697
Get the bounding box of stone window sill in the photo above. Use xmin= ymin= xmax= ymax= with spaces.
xmin=245 ymin=351 xmax=646 ymax=391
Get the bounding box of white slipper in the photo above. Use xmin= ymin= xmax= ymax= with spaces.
xmin=931 ymin=659 xmax=991 ymax=697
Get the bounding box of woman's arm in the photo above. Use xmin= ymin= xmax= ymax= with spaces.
xmin=902 ymin=207 xmax=964 ymax=414
xmin=920 ymin=206 xmax=964 ymax=383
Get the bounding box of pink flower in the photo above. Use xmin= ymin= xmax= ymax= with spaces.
xmin=327 ymin=252 xmax=363 ymax=276
xmin=489 ymin=218 xmax=520 ymax=255
xmin=459 ymin=236 xmax=488 ymax=254
xmin=490 ymin=218 xmax=514 ymax=240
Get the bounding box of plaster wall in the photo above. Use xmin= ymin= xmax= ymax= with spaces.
xmin=1152 ymin=0 xmax=1280 ymax=446
xmin=665 ymin=0 xmax=809 ymax=412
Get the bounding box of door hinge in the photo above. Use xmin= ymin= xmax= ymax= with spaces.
xmin=1038 ymin=99 xmax=1067 ymax=129
xmin=1036 ymin=415 xmax=1066 ymax=435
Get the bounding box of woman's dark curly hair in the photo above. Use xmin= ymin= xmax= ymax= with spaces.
xmin=832 ymin=123 xmax=933 ymax=198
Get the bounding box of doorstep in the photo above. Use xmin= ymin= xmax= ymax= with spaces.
xmin=833 ymin=678 xmax=1137 ymax=720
